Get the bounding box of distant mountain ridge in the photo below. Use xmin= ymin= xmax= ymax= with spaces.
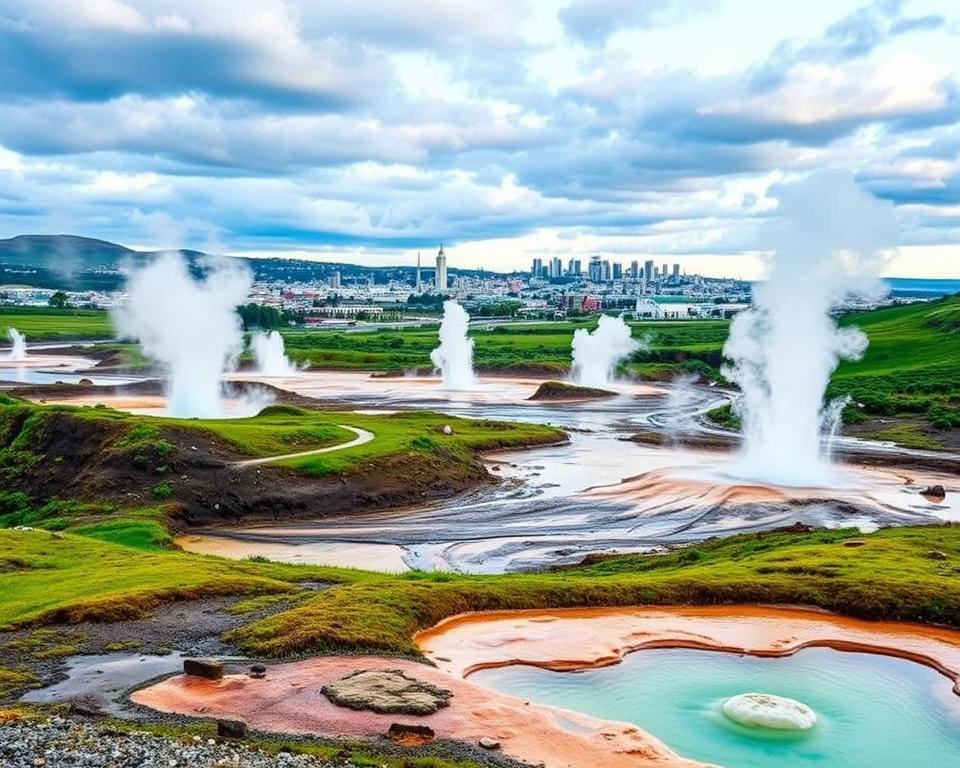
xmin=0 ymin=234 xmax=496 ymax=292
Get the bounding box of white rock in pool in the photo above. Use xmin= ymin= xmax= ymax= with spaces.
xmin=722 ymin=693 xmax=817 ymax=731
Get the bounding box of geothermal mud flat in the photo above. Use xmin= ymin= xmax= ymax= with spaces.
xmin=171 ymin=371 xmax=960 ymax=574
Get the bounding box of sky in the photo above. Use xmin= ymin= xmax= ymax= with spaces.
xmin=0 ymin=0 xmax=958 ymax=278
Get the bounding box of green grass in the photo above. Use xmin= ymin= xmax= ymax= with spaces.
xmin=0 ymin=306 xmax=112 ymax=340
xmin=226 ymin=525 xmax=960 ymax=656
xmin=0 ymin=529 xmax=367 ymax=630
xmin=278 ymin=319 xmax=729 ymax=378
xmin=828 ymin=298 xmax=960 ymax=423
xmin=4 ymin=524 xmax=958 ymax=658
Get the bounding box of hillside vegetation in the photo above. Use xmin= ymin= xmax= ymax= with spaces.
xmin=0 ymin=399 xmax=564 ymax=537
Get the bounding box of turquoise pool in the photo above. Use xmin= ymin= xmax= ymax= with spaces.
xmin=472 ymin=647 xmax=960 ymax=767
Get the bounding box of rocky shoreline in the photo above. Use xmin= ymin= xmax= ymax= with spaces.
xmin=0 ymin=716 xmax=350 ymax=768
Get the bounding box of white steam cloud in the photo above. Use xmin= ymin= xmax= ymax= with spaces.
xmin=112 ymin=252 xmax=252 ymax=418
xmin=721 ymin=172 xmax=897 ymax=487
xmin=251 ymin=330 xmax=295 ymax=376
xmin=571 ymin=315 xmax=640 ymax=388
xmin=431 ymin=300 xmax=476 ymax=389
xmin=5 ymin=328 xmax=27 ymax=361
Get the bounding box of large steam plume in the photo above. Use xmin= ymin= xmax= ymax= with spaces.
xmin=721 ymin=172 xmax=896 ymax=486
xmin=431 ymin=300 xmax=476 ymax=389
xmin=571 ymin=315 xmax=640 ymax=388
xmin=112 ymin=252 xmax=252 ymax=417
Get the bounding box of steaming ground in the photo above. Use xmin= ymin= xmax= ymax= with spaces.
xmin=172 ymin=371 xmax=960 ymax=574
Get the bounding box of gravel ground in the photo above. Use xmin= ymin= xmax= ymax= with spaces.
xmin=0 ymin=717 xmax=355 ymax=768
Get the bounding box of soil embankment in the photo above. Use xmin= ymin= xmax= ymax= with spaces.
xmin=0 ymin=402 xmax=560 ymax=531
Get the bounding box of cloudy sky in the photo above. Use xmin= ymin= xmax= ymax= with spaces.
xmin=0 ymin=0 xmax=958 ymax=277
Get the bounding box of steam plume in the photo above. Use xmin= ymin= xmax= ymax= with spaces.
xmin=5 ymin=328 xmax=27 ymax=361
xmin=112 ymin=252 xmax=252 ymax=417
xmin=571 ymin=315 xmax=640 ymax=388
xmin=721 ymin=172 xmax=896 ymax=486
xmin=431 ymin=300 xmax=476 ymax=389
xmin=251 ymin=331 xmax=295 ymax=376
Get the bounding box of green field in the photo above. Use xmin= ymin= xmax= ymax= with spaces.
xmin=0 ymin=306 xmax=113 ymax=340
xmin=279 ymin=319 xmax=729 ymax=379
xmin=1 ymin=523 xmax=958 ymax=656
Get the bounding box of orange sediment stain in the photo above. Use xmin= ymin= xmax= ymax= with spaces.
xmin=132 ymin=605 xmax=960 ymax=768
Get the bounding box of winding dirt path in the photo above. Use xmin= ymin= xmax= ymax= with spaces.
xmin=231 ymin=426 xmax=374 ymax=468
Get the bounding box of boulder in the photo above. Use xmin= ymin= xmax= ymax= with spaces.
xmin=249 ymin=664 xmax=267 ymax=679
xmin=479 ymin=737 xmax=501 ymax=750
xmin=921 ymin=485 xmax=947 ymax=502
xmin=842 ymin=539 xmax=867 ymax=548
xmin=182 ymin=658 xmax=224 ymax=680
xmin=925 ymin=550 xmax=949 ymax=561
xmin=217 ymin=719 xmax=248 ymax=739
xmin=322 ymin=669 xmax=452 ymax=715
xmin=722 ymin=693 xmax=817 ymax=731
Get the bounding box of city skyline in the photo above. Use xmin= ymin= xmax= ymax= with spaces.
xmin=0 ymin=1 xmax=958 ymax=278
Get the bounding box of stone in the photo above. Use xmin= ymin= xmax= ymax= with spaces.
xmin=386 ymin=723 xmax=435 ymax=745
xmin=921 ymin=485 xmax=947 ymax=502
xmin=182 ymin=658 xmax=224 ymax=680
xmin=322 ymin=669 xmax=453 ymax=715
xmin=249 ymin=664 xmax=267 ymax=679
xmin=441 ymin=424 xmax=453 ymax=435
xmin=479 ymin=737 xmax=501 ymax=750
xmin=925 ymin=550 xmax=949 ymax=561
xmin=842 ymin=539 xmax=867 ymax=548
xmin=216 ymin=719 xmax=247 ymax=739
xmin=722 ymin=693 xmax=817 ymax=731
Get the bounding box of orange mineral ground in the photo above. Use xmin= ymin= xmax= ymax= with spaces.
xmin=132 ymin=605 xmax=960 ymax=768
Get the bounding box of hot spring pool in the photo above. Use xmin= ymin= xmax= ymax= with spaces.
xmin=471 ymin=647 xmax=960 ymax=768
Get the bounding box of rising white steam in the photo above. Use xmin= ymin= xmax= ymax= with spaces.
xmin=721 ymin=172 xmax=896 ymax=487
xmin=431 ymin=300 xmax=476 ymax=389
xmin=251 ymin=331 xmax=295 ymax=376
xmin=571 ymin=315 xmax=640 ymax=388
xmin=5 ymin=328 xmax=27 ymax=361
xmin=112 ymin=252 xmax=252 ymax=417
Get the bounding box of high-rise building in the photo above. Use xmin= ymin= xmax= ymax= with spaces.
xmin=570 ymin=259 xmax=582 ymax=277
xmin=550 ymin=256 xmax=563 ymax=279
xmin=644 ymin=260 xmax=654 ymax=283
xmin=330 ymin=271 xmax=341 ymax=289
xmin=612 ymin=262 xmax=623 ymax=280
xmin=435 ymin=245 xmax=448 ymax=291
xmin=601 ymin=260 xmax=612 ymax=282
xmin=588 ymin=255 xmax=602 ymax=282
xmin=415 ymin=252 xmax=423 ymax=293
xmin=531 ymin=258 xmax=543 ymax=278
xmin=630 ymin=261 xmax=639 ymax=280
xmin=672 ymin=263 xmax=681 ymax=280
xmin=662 ymin=263 xmax=668 ymax=280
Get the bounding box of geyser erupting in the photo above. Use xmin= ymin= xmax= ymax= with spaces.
xmin=722 ymin=172 xmax=895 ymax=487
xmin=571 ymin=315 xmax=639 ymax=388
xmin=431 ymin=300 xmax=476 ymax=389
xmin=5 ymin=328 xmax=26 ymax=361
xmin=251 ymin=331 xmax=295 ymax=376
xmin=112 ymin=252 xmax=252 ymax=417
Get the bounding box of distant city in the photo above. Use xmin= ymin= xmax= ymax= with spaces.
xmin=1 ymin=236 xmax=954 ymax=327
